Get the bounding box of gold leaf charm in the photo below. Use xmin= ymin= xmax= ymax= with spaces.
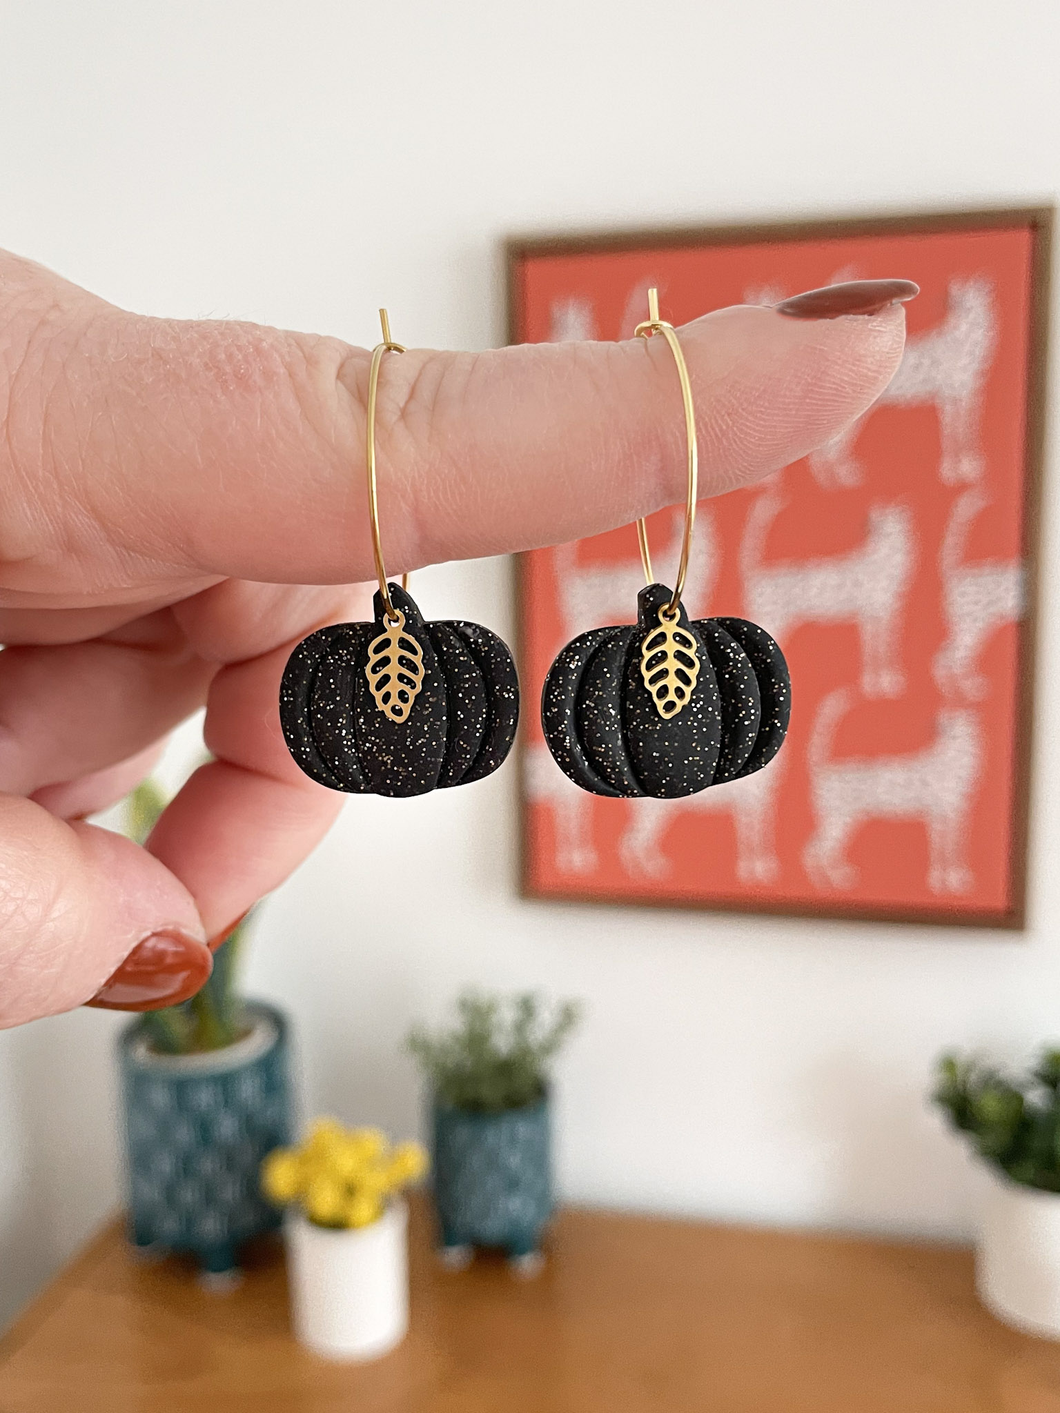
xmin=365 ymin=608 xmax=425 ymax=722
xmin=639 ymin=606 xmax=701 ymax=718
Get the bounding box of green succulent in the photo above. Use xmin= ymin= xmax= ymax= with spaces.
xmin=124 ymin=777 xmax=251 ymax=1055
xmin=407 ymin=991 xmax=580 ymax=1114
xmin=933 ymin=1048 xmax=1060 ymax=1192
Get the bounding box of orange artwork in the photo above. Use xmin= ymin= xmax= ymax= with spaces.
xmin=512 ymin=211 xmax=1050 ymax=927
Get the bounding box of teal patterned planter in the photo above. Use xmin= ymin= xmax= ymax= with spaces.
xmin=120 ymin=1001 xmax=291 ymax=1275
xmin=431 ymin=1095 xmax=552 ymax=1260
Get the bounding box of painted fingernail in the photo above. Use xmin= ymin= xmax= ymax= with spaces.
xmin=774 ymin=279 xmax=919 ymax=320
xmin=86 ymin=930 xmax=213 ymax=1012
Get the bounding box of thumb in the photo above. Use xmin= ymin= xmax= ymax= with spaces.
xmin=0 ymin=798 xmax=208 ymax=1028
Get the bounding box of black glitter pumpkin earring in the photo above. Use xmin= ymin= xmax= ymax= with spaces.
xmin=541 ymin=289 xmax=791 ymax=799
xmin=280 ymin=309 xmax=519 ymax=798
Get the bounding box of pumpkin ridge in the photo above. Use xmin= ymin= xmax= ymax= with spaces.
xmin=712 ymin=616 xmax=791 ymax=779
xmin=308 ymin=626 xmax=373 ymax=792
xmin=279 ymin=623 xmax=349 ymax=791
xmin=541 ymin=627 xmax=630 ymax=797
xmin=427 ymin=621 xmax=490 ymax=789
xmin=693 ymin=619 xmax=762 ymax=785
xmin=443 ymin=621 xmax=520 ymax=787
xmin=619 ymin=585 xmax=721 ymax=798
xmin=578 ymin=625 xmax=642 ymax=796
xmin=350 ymin=585 xmax=448 ymax=798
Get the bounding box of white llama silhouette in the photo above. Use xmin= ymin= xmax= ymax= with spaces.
xmin=523 ymin=743 xmax=598 ymax=875
xmin=553 ymin=504 xmax=719 ymax=640
xmin=933 ymin=490 xmax=1025 ymax=700
xmin=617 ymin=751 xmax=787 ymax=885
xmin=803 ymin=689 xmax=982 ymax=894
xmin=550 ymin=278 xmax=668 ymax=346
xmin=741 ymin=487 xmax=916 ymax=697
xmin=809 ymin=277 xmax=997 ymax=488
xmin=548 ymin=297 xmax=596 ymax=342
xmin=525 ymin=740 xmax=785 ymax=887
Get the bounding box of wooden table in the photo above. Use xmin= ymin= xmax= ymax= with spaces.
xmin=3 ymin=1198 xmax=1060 ymax=1412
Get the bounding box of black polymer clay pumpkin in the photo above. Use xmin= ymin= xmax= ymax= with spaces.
xmin=280 ymin=584 xmax=519 ymax=798
xmin=541 ymin=582 xmax=790 ymax=799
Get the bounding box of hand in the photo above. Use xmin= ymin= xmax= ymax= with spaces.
xmin=0 ymin=252 xmax=912 ymax=1026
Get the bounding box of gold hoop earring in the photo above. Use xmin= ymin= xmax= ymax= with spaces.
xmin=540 ymin=289 xmax=790 ymax=799
xmin=280 ymin=310 xmax=520 ymax=798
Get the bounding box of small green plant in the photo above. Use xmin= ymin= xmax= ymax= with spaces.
xmin=407 ymin=991 xmax=580 ymax=1113
xmin=933 ymin=1048 xmax=1060 ymax=1192
xmin=124 ymin=777 xmax=251 ymax=1056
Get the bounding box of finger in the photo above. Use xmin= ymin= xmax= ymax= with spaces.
xmin=100 ymin=584 xmax=368 ymax=976
xmin=0 ymin=584 xmax=361 ymax=795
xmin=0 ymin=799 xmax=207 ymax=1028
xmin=0 ymin=621 xmax=214 ymax=794
xmin=146 ymin=640 xmax=343 ymax=939
xmin=171 ymin=579 xmax=373 ymax=664
xmin=0 ymin=594 xmax=213 ymax=646
xmin=30 ymin=742 xmax=165 ymax=820
xmin=1 ymin=256 xmax=911 ymax=594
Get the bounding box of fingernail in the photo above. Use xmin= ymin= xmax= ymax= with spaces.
xmin=774 ymin=279 xmax=919 ymax=320
xmin=86 ymin=930 xmax=213 ymax=1012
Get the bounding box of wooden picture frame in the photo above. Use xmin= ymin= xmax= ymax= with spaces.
xmin=509 ymin=207 xmax=1051 ymax=928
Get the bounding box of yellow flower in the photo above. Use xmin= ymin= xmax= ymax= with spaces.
xmin=279 ymin=1118 xmax=424 ymax=1224
xmin=355 ymin=1163 xmax=391 ymax=1195
xmin=347 ymin=1127 xmax=388 ymax=1163
xmin=344 ymin=1192 xmax=383 ymax=1229
xmin=305 ymin=1174 xmax=347 ymax=1227
xmin=261 ymin=1148 xmax=304 ymax=1205
xmin=330 ymin=1137 xmax=380 ymax=1182
xmin=388 ymin=1141 xmax=428 ymax=1185
xmin=304 ymin=1117 xmax=346 ymax=1161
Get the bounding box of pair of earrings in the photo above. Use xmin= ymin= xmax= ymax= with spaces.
xmin=279 ymin=295 xmax=790 ymax=800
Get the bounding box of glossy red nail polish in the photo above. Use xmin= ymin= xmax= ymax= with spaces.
xmin=86 ymin=930 xmax=213 ymax=1011
xmin=774 ymin=279 xmax=919 ymax=320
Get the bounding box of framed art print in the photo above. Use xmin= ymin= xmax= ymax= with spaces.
xmin=510 ymin=208 xmax=1051 ymax=928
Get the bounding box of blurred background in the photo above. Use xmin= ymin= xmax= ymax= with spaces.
xmin=1 ymin=0 xmax=1059 ymax=1332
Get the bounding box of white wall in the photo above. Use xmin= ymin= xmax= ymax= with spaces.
xmin=2 ymin=0 xmax=1059 ymax=1329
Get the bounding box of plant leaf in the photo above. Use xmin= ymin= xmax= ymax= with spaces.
xmin=407 ymin=989 xmax=580 ymax=1112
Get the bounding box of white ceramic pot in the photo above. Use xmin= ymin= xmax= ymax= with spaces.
xmin=285 ymin=1199 xmax=408 ymax=1361
xmin=977 ymin=1175 xmax=1060 ymax=1339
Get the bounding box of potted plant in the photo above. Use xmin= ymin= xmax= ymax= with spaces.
xmin=934 ymin=1048 xmax=1060 ymax=1338
xmin=262 ymin=1119 xmax=427 ymax=1360
xmin=407 ymin=991 xmax=579 ymax=1274
xmin=117 ymin=779 xmax=292 ymax=1280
